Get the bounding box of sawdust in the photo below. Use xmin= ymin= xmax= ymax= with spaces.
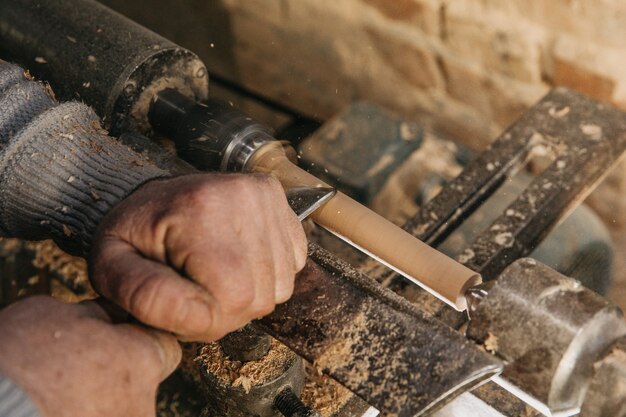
xmin=484 ymin=332 xmax=499 ymax=354
xmin=0 ymin=238 xmax=22 ymax=255
xmin=192 ymin=338 xmax=293 ymax=391
xmin=315 ymin=309 xmax=368 ymax=377
xmin=300 ymin=363 xmax=354 ymax=417
xmin=26 ymin=240 xmax=95 ymax=297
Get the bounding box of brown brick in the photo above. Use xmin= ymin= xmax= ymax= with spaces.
xmin=443 ymin=5 xmax=543 ymax=83
xmin=442 ymin=58 xmax=492 ymax=117
xmin=361 ymin=0 xmax=424 ymax=21
xmin=481 ymin=0 xmax=626 ymax=49
xmin=360 ymin=0 xmax=440 ymax=36
xmin=431 ymin=102 xmax=499 ymax=149
xmin=442 ymin=56 xmax=547 ymax=130
xmin=365 ymin=27 xmax=443 ymax=90
xmin=552 ymin=58 xmax=616 ymax=103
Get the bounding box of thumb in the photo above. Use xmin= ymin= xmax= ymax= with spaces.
xmin=117 ymin=324 xmax=182 ymax=381
xmin=90 ymin=236 xmax=220 ymax=340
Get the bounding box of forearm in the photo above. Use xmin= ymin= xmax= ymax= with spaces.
xmin=0 ymin=61 xmax=168 ymax=255
xmin=0 ymin=374 xmax=40 ymax=417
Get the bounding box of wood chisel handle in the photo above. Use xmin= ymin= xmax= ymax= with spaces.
xmin=248 ymin=142 xmax=481 ymax=311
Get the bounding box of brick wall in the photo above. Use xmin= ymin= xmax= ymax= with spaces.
xmin=102 ymin=0 xmax=626 ymax=143
xmin=103 ymin=0 xmax=625 ymax=225
xmin=208 ymin=0 xmax=626 ymax=147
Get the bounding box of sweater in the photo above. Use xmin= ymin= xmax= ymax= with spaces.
xmin=0 ymin=61 xmax=170 ymax=416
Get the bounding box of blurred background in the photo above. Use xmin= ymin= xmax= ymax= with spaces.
xmin=99 ymin=0 xmax=625 ymax=309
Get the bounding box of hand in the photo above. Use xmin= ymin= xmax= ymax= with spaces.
xmin=0 ymin=296 xmax=180 ymax=417
xmin=90 ymin=173 xmax=308 ymax=341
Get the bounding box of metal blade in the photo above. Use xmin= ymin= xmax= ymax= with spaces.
xmin=286 ymin=186 xmax=336 ymax=221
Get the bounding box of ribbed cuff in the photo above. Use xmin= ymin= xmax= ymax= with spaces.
xmin=0 ymin=102 xmax=169 ymax=255
xmin=0 ymin=63 xmax=55 ymax=146
xmin=0 ymin=374 xmax=40 ymax=417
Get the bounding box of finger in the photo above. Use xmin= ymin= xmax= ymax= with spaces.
xmin=116 ymin=323 xmax=182 ymax=381
xmin=257 ymin=174 xmax=306 ymax=302
xmin=268 ymin=178 xmax=308 ymax=273
xmin=86 ymin=298 xmax=130 ymax=323
xmin=91 ymin=237 xmax=219 ymax=340
xmin=269 ymin=208 xmax=298 ymax=304
xmin=74 ymin=300 xmax=114 ymax=323
xmin=249 ymin=245 xmax=277 ymax=318
xmin=286 ymin=211 xmax=308 ymax=272
xmin=182 ymin=245 xmax=260 ymax=339
xmin=275 ymin=195 xmax=307 ymax=303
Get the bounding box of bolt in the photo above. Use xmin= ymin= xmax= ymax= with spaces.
xmin=123 ymin=81 xmax=136 ymax=95
xmin=195 ymin=66 xmax=207 ymax=79
xmin=220 ymin=324 xmax=271 ymax=362
xmin=274 ymin=387 xmax=321 ymax=417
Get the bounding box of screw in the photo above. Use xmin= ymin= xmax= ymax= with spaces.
xmin=274 ymin=387 xmax=321 ymax=417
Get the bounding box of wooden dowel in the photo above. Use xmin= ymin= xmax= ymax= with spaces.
xmin=248 ymin=143 xmax=480 ymax=311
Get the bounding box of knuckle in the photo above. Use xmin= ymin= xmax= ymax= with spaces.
xmin=224 ymin=285 xmax=255 ymax=312
xmin=253 ymin=298 xmax=276 ymax=317
xmin=173 ymin=184 xmax=211 ymax=210
xmin=231 ymin=174 xmax=258 ymax=192
xmin=293 ymin=233 xmax=308 ymax=271
xmin=275 ymin=270 xmax=296 ymax=303
xmin=262 ymin=174 xmax=282 ymax=190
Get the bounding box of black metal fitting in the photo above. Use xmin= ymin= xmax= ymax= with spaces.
xmin=149 ymin=88 xmax=274 ymax=172
xmin=220 ymin=325 xmax=272 ymax=362
xmin=274 ymin=388 xmax=321 ymax=417
xmin=0 ymin=0 xmax=208 ymax=134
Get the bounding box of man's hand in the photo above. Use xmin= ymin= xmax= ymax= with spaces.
xmin=0 ymin=296 xmax=180 ymax=417
xmin=90 ymin=173 xmax=308 ymax=341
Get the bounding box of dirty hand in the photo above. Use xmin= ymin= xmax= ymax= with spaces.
xmin=90 ymin=173 xmax=308 ymax=341
xmin=0 ymin=296 xmax=180 ymax=417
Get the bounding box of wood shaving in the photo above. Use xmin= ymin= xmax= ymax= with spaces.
xmin=300 ymin=362 xmax=354 ymax=417
xmin=191 ymin=338 xmax=293 ymax=388
xmin=484 ymin=332 xmax=499 ymax=354
xmin=26 ymin=240 xmax=95 ymax=297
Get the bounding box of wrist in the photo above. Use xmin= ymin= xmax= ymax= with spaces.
xmin=0 ymin=102 xmax=169 ymax=255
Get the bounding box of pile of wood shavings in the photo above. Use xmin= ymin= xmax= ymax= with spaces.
xmin=193 ymin=339 xmax=293 ymax=393
xmin=300 ymin=363 xmax=353 ymax=417
xmin=26 ymin=240 xmax=95 ymax=296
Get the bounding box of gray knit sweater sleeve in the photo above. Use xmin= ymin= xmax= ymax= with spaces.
xmin=0 ymin=374 xmax=40 ymax=417
xmin=0 ymin=61 xmax=169 ymax=255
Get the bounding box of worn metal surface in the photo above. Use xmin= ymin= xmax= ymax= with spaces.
xmin=0 ymin=0 xmax=208 ymax=134
xmin=188 ymin=347 xmax=305 ymax=417
xmin=285 ymin=187 xmax=336 ymax=221
xmin=257 ymin=243 xmax=502 ymax=417
xmin=221 ymin=325 xmax=273 ymax=363
xmin=406 ymin=88 xmax=626 ymax=280
xmin=357 ymin=88 xmax=626 ymax=416
xmin=298 ymin=102 xmax=423 ymax=204
xmin=467 ymin=258 xmax=626 ymax=416
xmin=369 ymin=88 xmax=626 ymax=322
xmin=580 ymin=336 xmax=626 ymax=417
